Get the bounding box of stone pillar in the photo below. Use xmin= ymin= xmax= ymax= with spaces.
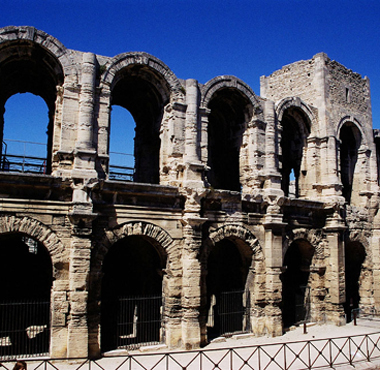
xmin=262 ymin=194 xmax=285 ymax=336
xmin=263 ymin=99 xmax=282 ymax=193
xmin=264 ymin=100 xmax=277 ymax=176
xmin=50 ymin=280 xmax=70 ymax=358
xmin=183 ymin=79 xmax=205 ymax=188
xmin=72 ymin=52 xmax=97 ymax=179
xmin=323 ymin=202 xmax=346 ymax=325
xmin=185 ymin=79 xmax=199 ymax=163
xmin=181 ymin=187 xmax=207 ymax=349
xmin=372 ymin=219 xmax=380 ymax=312
xmin=67 ymin=192 xmax=97 ymax=358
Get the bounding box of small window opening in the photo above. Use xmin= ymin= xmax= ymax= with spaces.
xmin=345 ymin=88 xmax=351 ymax=103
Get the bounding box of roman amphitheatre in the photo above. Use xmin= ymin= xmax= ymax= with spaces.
xmin=0 ymin=26 xmax=379 ymax=362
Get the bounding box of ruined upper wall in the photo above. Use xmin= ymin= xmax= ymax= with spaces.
xmin=260 ymin=53 xmax=372 ymax=139
xmin=260 ymin=54 xmax=319 ymax=107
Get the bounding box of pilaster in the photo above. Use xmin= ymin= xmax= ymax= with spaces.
xmin=323 ymin=199 xmax=346 ymax=325
xmin=262 ymin=192 xmax=285 ymax=336
xmin=66 ymin=186 xmax=97 ymax=358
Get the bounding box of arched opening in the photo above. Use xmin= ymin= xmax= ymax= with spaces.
xmin=280 ymin=108 xmax=310 ymax=197
xmin=101 ymin=235 xmax=165 ymax=352
xmin=344 ymin=241 xmax=366 ymax=322
xmin=0 ymin=233 xmax=53 ymax=357
xmin=339 ymin=122 xmax=361 ymax=204
xmin=281 ymin=239 xmax=314 ymax=328
xmin=207 ymin=88 xmax=251 ymax=191
xmin=3 ymin=93 xmax=49 ymax=174
xmin=0 ymin=42 xmax=64 ymax=175
xmin=109 ymin=106 xmax=135 ymax=181
xmin=206 ymin=238 xmax=252 ymax=339
xmin=110 ymin=66 xmax=168 ymax=184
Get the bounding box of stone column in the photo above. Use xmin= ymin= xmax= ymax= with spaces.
xmin=72 ymin=52 xmax=97 ymax=179
xmin=183 ymin=79 xmax=205 ymax=188
xmin=264 ymin=100 xmax=277 ymax=176
xmin=185 ymin=79 xmax=199 ymax=163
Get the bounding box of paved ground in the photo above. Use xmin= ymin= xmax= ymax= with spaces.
xmin=2 ymin=319 xmax=380 ymax=370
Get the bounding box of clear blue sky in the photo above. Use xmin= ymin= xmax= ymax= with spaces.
xmin=0 ymin=0 xmax=379 ymax=160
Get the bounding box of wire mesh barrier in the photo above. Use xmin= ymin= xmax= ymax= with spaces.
xmin=1 ymin=332 xmax=380 ymax=370
xmin=0 ymin=300 xmax=50 ymax=360
xmin=116 ymin=295 xmax=164 ymax=350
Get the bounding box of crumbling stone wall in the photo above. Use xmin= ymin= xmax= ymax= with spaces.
xmin=0 ymin=26 xmax=379 ymax=359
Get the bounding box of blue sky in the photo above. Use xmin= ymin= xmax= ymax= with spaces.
xmin=0 ymin=0 xmax=379 ymax=162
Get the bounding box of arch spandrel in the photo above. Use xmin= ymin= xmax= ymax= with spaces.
xmin=201 ymin=76 xmax=262 ymax=114
xmin=101 ymin=52 xmax=184 ymax=103
xmin=0 ymin=215 xmax=66 ymax=277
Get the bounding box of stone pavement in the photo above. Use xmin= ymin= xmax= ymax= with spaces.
xmin=2 ymin=320 xmax=380 ymax=370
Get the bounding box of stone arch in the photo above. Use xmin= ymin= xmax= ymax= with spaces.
xmin=338 ymin=117 xmax=364 ymax=204
xmin=101 ymin=52 xmax=184 ymax=103
xmin=201 ymin=77 xmax=262 ymax=191
xmin=205 ymin=224 xmax=263 ymax=260
xmin=344 ymin=231 xmax=369 ymax=320
xmin=337 ymin=116 xmax=366 ymax=146
xmin=0 ymin=26 xmax=73 ymax=72
xmin=282 ymin=228 xmax=326 ymax=326
xmin=276 ymin=97 xmax=314 ymax=198
xmin=284 ymin=228 xmax=325 ymax=261
xmin=202 ymin=224 xmax=264 ymax=339
xmin=0 ymin=26 xmax=74 ymax=174
xmin=99 ymin=52 xmax=184 ymax=184
xmin=201 ymin=76 xmax=261 ymax=111
xmin=92 ymin=221 xmax=175 ymax=352
xmin=94 ymin=221 xmax=175 ymax=273
xmin=276 ymin=97 xmax=316 ymax=132
xmin=0 ymin=214 xmax=65 ymax=276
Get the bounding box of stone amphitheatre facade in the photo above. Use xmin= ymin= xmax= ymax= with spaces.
xmin=0 ymin=25 xmax=379 ymax=359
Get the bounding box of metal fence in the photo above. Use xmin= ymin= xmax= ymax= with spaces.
xmin=1 ymin=331 xmax=380 ymax=370
xmin=208 ymin=290 xmax=249 ymax=339
xmin=0 ymin=300 xmax=50 ymax=360
xmin=116 ymin=295 xmax=163 ymax=350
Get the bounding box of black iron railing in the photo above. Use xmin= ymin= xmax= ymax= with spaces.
xmin=0 ymin=300 xmax=50 ymax=360
xmin=0 ymin=139 xmax=47 ymax=174
xmin=208 ymin=290 xmax=250 ymax=340
xmin=109 ymin=151 xmax=134 ymax=181
xmin=116 ymin=295 xmax=163 ymax=350
xmin=108 ymin=164 xmax=134 ymax=182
